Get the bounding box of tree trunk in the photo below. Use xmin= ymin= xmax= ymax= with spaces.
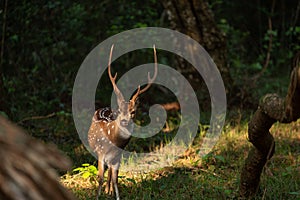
xmin=161 ymin=0 xmax=231 ymax=88
xmin=239 ymin=52 xmax=300 ymax=198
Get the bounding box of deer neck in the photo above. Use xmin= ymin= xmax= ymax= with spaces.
xmin=105 ymin=119 xmax=132 ymax=148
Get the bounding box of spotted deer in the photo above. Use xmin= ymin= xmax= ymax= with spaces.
xmin=88 ymin=45 xmax=158 ymax=200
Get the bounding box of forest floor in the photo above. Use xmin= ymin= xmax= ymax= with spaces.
xmin=58 ymin=117 xmax=300 ymax=200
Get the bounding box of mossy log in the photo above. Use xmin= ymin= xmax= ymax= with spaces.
xmin=239 ymin=53 xmax=300 ymax=198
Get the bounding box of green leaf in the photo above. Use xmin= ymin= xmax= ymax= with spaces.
xmin=82 ymin=172 xmax=91 ymax=179
xmin=252 ymin=62 xmax=262 ymax=70
xmin=10 ymin=35 xmax=19 ymax=41
xmin=88 ymin=165 xmax=98 ymax=174
xmin=88 ymin=165 xmax=97 ymax=170
xmin=72 ymin=167 xmax=84 ymax=172
xmin=215 ymin=155 xmax=225 ymax=163
xmin=289 ymin=191 xmax=299 ymax=195
xmin=224 ymin=189 xmax=232 ymax=195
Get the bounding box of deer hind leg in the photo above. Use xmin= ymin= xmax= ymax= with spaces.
xmin=105 ymin=167 xmax=112 ymax=195
xmin=111 ymin=168 xmax=120 ymax=200
xmin=96 ymin=159 xmax=105 ymax=199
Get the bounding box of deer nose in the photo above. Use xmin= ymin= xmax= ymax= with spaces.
xmin=120 ymin=119 xmax=129 ymax=126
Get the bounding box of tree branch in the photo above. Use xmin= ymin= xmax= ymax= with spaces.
xmin=17 ymin=113 xmax=56 ymax=124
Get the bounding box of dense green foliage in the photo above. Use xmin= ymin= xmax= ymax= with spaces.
xmin=1 ymin=0 xmax=300 ymax=118
xmin=1 ymin=0 xmax=162 ymax=119
xmin=1 ymin=0 xmax=299 ymax=120
xmin=210 ymin=0 xmax=300 ymax=99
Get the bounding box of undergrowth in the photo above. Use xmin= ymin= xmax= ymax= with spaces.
xmin=60 ymin=118 xmax=300 ymax=200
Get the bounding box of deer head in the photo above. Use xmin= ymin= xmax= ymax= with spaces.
xmin=108 ymin=45 xmax=158 ymax=129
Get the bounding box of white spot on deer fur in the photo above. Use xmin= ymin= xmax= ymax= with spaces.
xmin=101 ymin=137 xmax=105 ymax=140
xmin=111 ymin=125 xmax=114 ymax=129
xmin=97 ymin=138 xmax=100 ymax=142
xmin=100 ymin=128 xmax=103 ymax=131
xmin=109 ymin=141 xmax=112 ymax=144
xmin=108 ymin=129 xmax=110 ymax=135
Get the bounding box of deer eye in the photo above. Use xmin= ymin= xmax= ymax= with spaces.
xmin=130 ymin=110 xmax=135 ymax=117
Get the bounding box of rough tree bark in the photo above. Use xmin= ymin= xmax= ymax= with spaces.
xmin=0 ymin=116 xmax=76 ymax=200
xmin=161 ymin=0 xmax=231 ymax=87
xmin=239 ymin=52 xmax=300 ymax=198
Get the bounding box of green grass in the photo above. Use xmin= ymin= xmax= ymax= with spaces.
xmin=59 ymin=118 xmax=300 ymax=200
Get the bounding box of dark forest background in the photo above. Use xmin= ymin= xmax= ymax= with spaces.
xmin=1 ymin=0 xmax=299 ymax=118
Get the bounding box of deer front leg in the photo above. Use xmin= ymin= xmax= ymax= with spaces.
xmin=96 ymin=160 xmax=105 ymax=199
xmin=111 ymin=168 xmax=120 ymax=200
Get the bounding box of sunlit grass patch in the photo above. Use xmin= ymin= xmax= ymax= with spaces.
xmin=61 ymin=119 xmax=300 ymax=199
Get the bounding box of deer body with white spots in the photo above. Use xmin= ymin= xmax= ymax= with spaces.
xmin=88 ymin=45 xmax=158 ymax=200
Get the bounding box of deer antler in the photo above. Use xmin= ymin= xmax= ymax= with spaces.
xmin=108 ymin=44 xmax=125 ymax=105
xmin=131 ymin=45 xmax=158 ymax=102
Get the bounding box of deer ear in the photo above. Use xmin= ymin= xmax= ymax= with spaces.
xmin=93 ymin=110 xmax=99 ymax=121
